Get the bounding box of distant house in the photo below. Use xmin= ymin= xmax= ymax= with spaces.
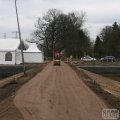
xmin=0 ymin=38 xmax=44 ymax=65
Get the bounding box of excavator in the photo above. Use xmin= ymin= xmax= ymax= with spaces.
xmin=53 ymin=51 xmax=61 ymax=65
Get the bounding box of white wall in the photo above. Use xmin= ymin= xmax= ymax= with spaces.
xmin=24 ymin=52 xmax=44 ymax=63
xmin=0 ymin=51 xmax=44 ymax=64
xmin=16 ymin=51 xmax=22 ymax=64
xmin=0 ymin=51 xmax=15 ymax=64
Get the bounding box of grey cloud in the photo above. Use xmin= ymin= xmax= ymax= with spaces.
xmin=0 ymin=0 xmax=120 ymax=39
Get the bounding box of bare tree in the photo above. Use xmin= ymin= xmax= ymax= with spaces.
xmin=32 ymin=9 xmax=90 ymax=57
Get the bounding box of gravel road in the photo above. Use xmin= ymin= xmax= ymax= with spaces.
xmin=13 ymin=62 xmax=108 ymax=120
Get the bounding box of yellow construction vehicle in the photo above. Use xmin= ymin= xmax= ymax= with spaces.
xmin=53 ymin=51 xmax=61 ymax=65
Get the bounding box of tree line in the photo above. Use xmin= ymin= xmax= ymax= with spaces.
xmin=32 ymin=9 xmax=91 ymax=58
xmin=94 ymin=22 xmax=120 ymax=58
xmin=32 ymin=9 xmax=120 ymax=59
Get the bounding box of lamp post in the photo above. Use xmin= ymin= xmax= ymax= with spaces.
xmin=53 ymin=41 xmax=55 ymax=60
xmin=15 ymin=0 xmax=26 ymax=75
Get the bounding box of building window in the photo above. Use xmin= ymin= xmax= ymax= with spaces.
xmin=5 ymin=52 xmax=12 ymax=61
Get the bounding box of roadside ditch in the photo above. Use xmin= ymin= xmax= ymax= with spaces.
xmin=68 ymin=63 xmax=120 ymax=111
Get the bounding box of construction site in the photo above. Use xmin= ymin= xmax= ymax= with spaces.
xmin=0 ymin=61 xmax=119 ymax=120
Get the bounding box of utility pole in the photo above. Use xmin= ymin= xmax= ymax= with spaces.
xmin=15 ymin=0 xmax=26 ymax=75
xmin=53 ymin=41 xmax=55 ymax=60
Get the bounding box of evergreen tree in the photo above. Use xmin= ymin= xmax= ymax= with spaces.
xmin=99 ymin=22 xmax=120 ymax=58
xmin=94 ymin=36 xmax=103 ymax=58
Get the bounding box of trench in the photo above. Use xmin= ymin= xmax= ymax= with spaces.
xmin=79 ymin=66 xmax=120 ymax=82
xmin=0 ymin=64 xmax=38 ymax=80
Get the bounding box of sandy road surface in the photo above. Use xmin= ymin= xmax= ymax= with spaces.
xmin=14 ymin=62 xmax=108 ymax=120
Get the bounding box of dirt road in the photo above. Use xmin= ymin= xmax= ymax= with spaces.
xmin=13 ymin=62 xmax=108 ymax=120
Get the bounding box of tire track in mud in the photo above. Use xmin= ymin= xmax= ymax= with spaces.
xmin=0 ymin=97 xmax=24 ymax=120
xmin=14 ymin=62 xmax=109 ymax=120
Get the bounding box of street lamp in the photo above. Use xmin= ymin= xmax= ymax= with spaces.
xmin=53 ymin=41 xmax=55 ymax=60
xmin=15 ymin=0 xmax=26 ymax=75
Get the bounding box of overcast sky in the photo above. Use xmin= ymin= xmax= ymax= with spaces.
xmin=0 ymin=0 xmax=120 ymax=40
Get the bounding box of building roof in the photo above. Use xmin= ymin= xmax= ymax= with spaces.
xmin=24 ymin=43 xmax=41 ymax=53
xmin=0 ymin=38 xmax=20 ymax=51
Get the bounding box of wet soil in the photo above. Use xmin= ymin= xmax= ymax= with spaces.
xmin=0 ymin=64 xmax=46 ymax=102
xmin=69 ymin=63 xmax=120 ymax=111
xmin=0 ymin=63 xmax=46 ymax=120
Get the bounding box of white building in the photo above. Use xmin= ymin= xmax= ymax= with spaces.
xmin=23 ymin=42 xmax=44 ymax=63
xmin=0 ymin=38 xmax=44 ymax=65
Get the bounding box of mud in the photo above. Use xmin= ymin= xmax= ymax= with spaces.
xmin=0 ymin=63 xmax=46 ymax=120
xmin=0 ymin=62 xmax=119 ymax=120
xmin=10 ymin=62 xmax=109 ymax=120
xmin=69 ymin=63 xmax=120 ymax=111
xmin=0 ymin=64 xmax=45 ymax=102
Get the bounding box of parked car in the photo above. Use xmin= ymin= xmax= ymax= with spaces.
xmin=100 ymin=56 xmax=116 ymax=62
xmin=81 ymin=56 xmax=96 ymax=62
